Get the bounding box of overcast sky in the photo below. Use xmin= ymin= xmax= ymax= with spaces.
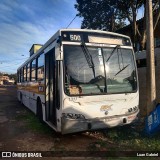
xmin=0 ymin=0 xmax=82 ymax=73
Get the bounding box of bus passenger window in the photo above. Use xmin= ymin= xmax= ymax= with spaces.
xmin=27 ymin=63 xmax=30 ymax=81
xmin=19 ymin=71 xmax=21 ymax=83
xmin=24 ymin=66 xmax=27 ymax=82
xmin=31 ymin=59 xmax=36 ymax=81
xmin=37 ymin=53 xmax=44 ymax=81
xmin=17 ymin=71 xmax=19 ymax=83
xmin=21 ymin=68 xmax=24 ymax=82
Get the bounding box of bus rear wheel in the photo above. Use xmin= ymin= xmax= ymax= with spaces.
xmin=37 ymin=98 xmax=43 ymax=122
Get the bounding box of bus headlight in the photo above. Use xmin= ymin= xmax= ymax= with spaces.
xmin=62 ymin=113 xmax=86 ymax=120
xmin=128 ymin=106 xmax=139 ymax=113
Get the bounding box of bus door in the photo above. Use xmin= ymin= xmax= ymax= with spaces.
xmin=45 ymin=48 xmax=57 ymax=126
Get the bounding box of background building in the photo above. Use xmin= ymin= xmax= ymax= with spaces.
xmin=0 ymin=75 xmax=15 ymax=85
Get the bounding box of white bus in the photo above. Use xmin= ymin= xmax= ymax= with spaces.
xmin=17 ymin=29 xmax=139 ymax=134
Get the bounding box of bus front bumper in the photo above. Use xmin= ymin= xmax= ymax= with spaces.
xmin=61 ymin=110 xmax=139 ymax=134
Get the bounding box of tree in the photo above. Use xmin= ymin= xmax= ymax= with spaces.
xmin=116 ymin=0 xmax=143 ymax=49
xmin=75 ymin=0 xmax=160 ymax=51
xmin=75 ymin=0 xmax=126 ymax=31
xmin=75 ymin=0 xmax=143 ymax=49
xmin=8 ymin=73 xmax=17 ymax=82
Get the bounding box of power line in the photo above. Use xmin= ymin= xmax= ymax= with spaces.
xmin=66 ymin=15 xmax=77 ymax=29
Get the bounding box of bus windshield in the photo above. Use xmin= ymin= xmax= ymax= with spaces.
xmin=64 ymin=45 xmax=137 ymax=96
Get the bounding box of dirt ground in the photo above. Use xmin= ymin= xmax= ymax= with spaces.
xmin=0 ymin=85 xmax=115 ymax=159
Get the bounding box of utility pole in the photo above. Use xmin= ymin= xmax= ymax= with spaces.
xmin=146 ymin=0 xmax=156 ymax=115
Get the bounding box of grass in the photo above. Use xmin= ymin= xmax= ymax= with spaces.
xmin=15 ymin=110 xmax=53 ymax=134
xmin=104 ymin=125 xmax=160 ymax=151
xmin=87 ymin=123 xmax=160 ymax=160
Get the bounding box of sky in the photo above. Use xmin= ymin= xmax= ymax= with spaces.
xmin=0 ymin=0 xmax=144 ymax=74
xmin=0 ymin=0 xmax=82 ymax=74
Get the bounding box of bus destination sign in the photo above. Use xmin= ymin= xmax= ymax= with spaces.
xmin=61 ymin=31 xmax=131 ymax=46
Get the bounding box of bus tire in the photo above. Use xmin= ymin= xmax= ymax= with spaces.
xmin=37 ymin=98 xmax=43 ymax=122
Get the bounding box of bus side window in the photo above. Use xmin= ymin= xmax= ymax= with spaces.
xmin=37 ymin=53 xmax=44 ymax=81
xmin=17 ymin=71 xmax=19 ymax=83
xmin=18 ymin=71 xmax=20 ymax=83
xmin=24 ymin=66 xmax=27 ymax=82
xmin=19 ymin=71 xmax=21 ymax=83
xmin=19 ymin=70 xmax=20 ymax=83
xmin=31 ymin=59 xmax=37 ymax=81
xmin=27 ymin=63 xmax=30 ymax=82
xmin=21 ymin=68 xmax=24 ymax=82
xmin=30 ymin=62 xmax=32 ymax=81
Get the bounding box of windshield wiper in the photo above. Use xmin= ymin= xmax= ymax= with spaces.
xmin=114 ymin=64 xmax=130 ymax=76
xmin=81 ymin=41 xmax=95 ymax=78
xmin=106 ymin=45 xmax=120 ymax=63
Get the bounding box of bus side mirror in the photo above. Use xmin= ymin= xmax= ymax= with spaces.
xmin=55 ymin=44 xmax=63 ymax=61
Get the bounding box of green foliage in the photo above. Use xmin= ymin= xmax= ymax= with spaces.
xmin=105 ymin=125 xmax=160 ymax=151
xmin=116 ymin=0 xmax=143 ymax=23
xmin=0 ymin=73 xmax=17 ymax=83
xmin=75 ymin=0 xmax=126 ymax=31
xmin=75 ymin=0 xmax=159 ymax=50
xmin=75 ymin=0 xmax=143 ymax=31
xmin=9 ymin=73 xmax=17 ymax=82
